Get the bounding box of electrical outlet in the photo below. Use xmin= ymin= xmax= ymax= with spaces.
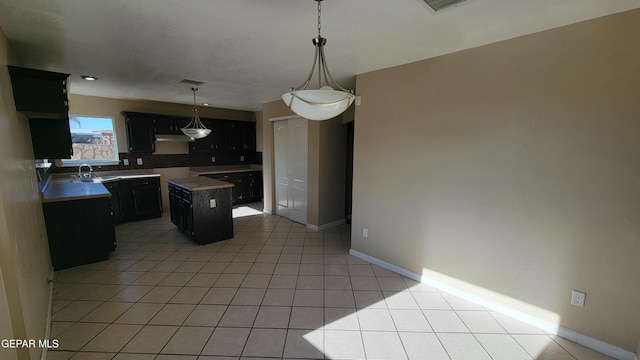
xmin=209 ymin=199 xmax=216 ymax=208
xmin=362 ymin=228 xmax=368 ymax=238
xmin=211 ymin=156 xmax=216 ymax=163
xmin=136 ymin=158 xmax=143 ymax=165
xmin=123 ymin=159 xmax=129 ymax=166
xmin=571 ymin=290 xmax=586 ymax=307
xmin=240 ymin=155 xmax=244 ymax=162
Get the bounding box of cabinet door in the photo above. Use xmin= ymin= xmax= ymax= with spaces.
xmin=8 ymin=66 xmax=69 ymax=118
xmin=249 ymin=172 xmax=263 ymax=200
xmin=130 ymin=178 xmax=162 ymax=219
xmin=43 ymin=197 xmax=115 ymax=270
xmin=154 ymin=117 xmax=175 ymax=134
xmin=104 ymin=181 xmax=123 ymax=225
xmin=168 ymin=185 xmax=178 ymax=225
xmin=191 ymin=119 xmax=215 ymax=151
xmin=125 ymin=114 xmax=155 ymax=152
xmin=29 ymin=117 xmax=73 ymax=159
xmin=155 ymin=116 xmax=191 ymax=135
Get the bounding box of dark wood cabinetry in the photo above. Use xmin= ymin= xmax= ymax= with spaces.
xmin=123 ymin=112 xmax=155 ymax=152
xmin=154 ymin=116 xmax=191 ymax=135
xmin=167 ymin=179 xmax=233 ymax=244
xmin=8 ymin=66 xmax=73 ymax=159
xmin=192 ymin=120 xmax=232 ymax=152
xmin=103 ymin=177 xmax=162 ymax=224
xmin=8 ymin=66 xmax=69 ymax=118
xmin=204 ymin=170 xmax=262 ymax=205
xmin=228 ymin=122 xmax=256 ymax=152
xmin=130 ymin=177 xmax=163 ymax=219
xmin=43 ymin=197 xmax=116 ymax=270
xmin=123 ymin=111 xmax=256 ymax=161
xmin=28 ymin=117 xmax=73 ymax=159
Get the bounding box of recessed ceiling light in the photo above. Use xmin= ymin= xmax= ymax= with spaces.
xmin=81 ymin=75 xmax=98 ymax=81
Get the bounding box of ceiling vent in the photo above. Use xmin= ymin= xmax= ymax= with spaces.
xmin=423 ymin=0 xmax=468 ymax=11
xmin=179 ymin=79 xmax=204 ymax=85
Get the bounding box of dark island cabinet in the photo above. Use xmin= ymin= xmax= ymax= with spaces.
xmin=167 ymin=180 xmax=233 ymax=245
xmin=43 ymin=197 xmax=116 ymax=270
xmin=123 ymin=112 xmax=155 ymax=152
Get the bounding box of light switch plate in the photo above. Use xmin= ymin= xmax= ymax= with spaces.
xmin=136 ymin=158 xmax=143 ymax=165
xmin=211 ymin=156 xmax=216 ymax=163
xmin=240 ymin=155 xmax=244 ymax=162
xmin=209 ymin=199 xmax=216 ymax=208
xmin=123 ymin=159 xmax=129 ymax=166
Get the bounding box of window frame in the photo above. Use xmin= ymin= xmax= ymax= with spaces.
xmin=59 ymin=115 xmax=120 ymax=167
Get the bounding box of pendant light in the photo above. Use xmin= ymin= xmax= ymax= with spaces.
xmin=282 ymin=0 xmax=355 ymax=121
xmin=181 ymin=87 xmax=211 ymax=139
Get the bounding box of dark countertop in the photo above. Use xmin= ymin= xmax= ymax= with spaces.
xmin=41 ymin=171 xmax=160 ymax=203
xmin=166 ymin=177 xmax=235 ymax=191
xmin=189 ymin=165 xmax=262 ymax=177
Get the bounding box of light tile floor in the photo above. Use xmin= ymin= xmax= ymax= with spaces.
xmin=48 ymin=205 xmax=614 ymax=360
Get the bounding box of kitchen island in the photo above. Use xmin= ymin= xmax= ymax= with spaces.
xmin=166 ymin=177 xmax=234 ymax=244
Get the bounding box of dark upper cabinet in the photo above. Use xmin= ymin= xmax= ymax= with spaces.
xmin=154 ymin=116 xmax=191 ymax=135
xmin=28 ymin=117 xmax=73 ymax=159
xmin=228 ymin=122 xmax=256 ymax=151
xmin=123 ymin=112 xmax=155 ymax=152
xmin=8 ymin=66 xmax=69 ymax=119
xmin=192 ymin=120 xmax=231 ymax=152
xmin=8 ymin=66 xmax=73 ymax=159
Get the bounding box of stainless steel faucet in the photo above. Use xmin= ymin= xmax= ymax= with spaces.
xmin=78 ymin=163 xmax=93 ymax=179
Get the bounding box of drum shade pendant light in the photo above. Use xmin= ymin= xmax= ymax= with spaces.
xmin=181 ymin=87 xmax=211 ymax=139
xmin=282 ymin=0 xmax=355 ymax=121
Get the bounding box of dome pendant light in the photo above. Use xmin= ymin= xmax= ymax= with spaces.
xmin=181 ymin=87 xmax=211 ymax=139
xmin=282 ymin=0 xmax=355 ymax=121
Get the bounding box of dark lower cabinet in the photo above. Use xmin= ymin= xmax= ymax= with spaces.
xmin=103 ymin=181 xmax=124 ymax=225
xmin=43 ymin=197 xmax=116 ymax=270
xmin=168 ymin=183 xmax=233 ymax=244
xmin=104 ymin=177 xmax=162 ymax=224
xmin=130 ymin=178 xmax=163 ymax=219
xmin=204 ymin=171 xmax=262 ymax=205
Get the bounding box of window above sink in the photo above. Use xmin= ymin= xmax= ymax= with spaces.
xmin=59 ymin=115 xmax=120 ymax=167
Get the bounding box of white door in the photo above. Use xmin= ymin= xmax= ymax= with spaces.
xmin=274 ymin=117 xmax=307 ymax=224
xmin=274 ymin=121 xmax=290 ymax=218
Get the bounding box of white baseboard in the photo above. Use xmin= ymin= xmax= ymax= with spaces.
xmin=262 ymin=209 xmax=272 ymax=215
xmin=306 ymin=219 xmax=346 ymax=231
xmin=349 ymin=249 xmax=637 ymax=360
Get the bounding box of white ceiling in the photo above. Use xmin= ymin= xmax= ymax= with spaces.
xmin=0 ymin=0 xmax=638 ymax=111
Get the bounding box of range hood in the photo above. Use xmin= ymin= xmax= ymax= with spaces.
xmin=154 ymin=134 xmax=195 ymax=142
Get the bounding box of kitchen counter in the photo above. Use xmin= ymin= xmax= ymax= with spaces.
xmin=189 ymin=165 xmax=262 ymax=177
xmin=41 ymin=171 xmax=160 ymax=203
xmin=165 ymin=177 xmax=234 ymax=191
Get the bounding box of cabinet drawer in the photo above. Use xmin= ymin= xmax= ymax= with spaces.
xmin=129 ymin=177 xmax=159 ymax=187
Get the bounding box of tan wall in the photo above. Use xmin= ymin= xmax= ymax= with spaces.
xmin=318 ymin=117 xmax=347 ymax=225
xmin=69 ymin=94 xmax=255 ymax=154
xmin=351 ymin=9 xmax=640 ymax=352
xmin=0 ymin=27 xmax=53 ymax=360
